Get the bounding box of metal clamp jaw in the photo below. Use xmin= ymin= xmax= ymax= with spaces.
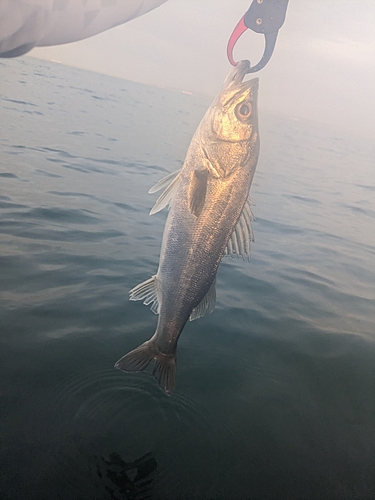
xmin=227 ymin=0 xmax=289 ymax=73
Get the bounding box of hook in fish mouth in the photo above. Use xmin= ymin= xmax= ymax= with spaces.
xmin=223 ymin=60 xmax=251 ymax=89
xmin=220 ymin=63 xmax=259 ymax=110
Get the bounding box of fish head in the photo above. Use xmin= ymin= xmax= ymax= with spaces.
xmin=200 ymin=61 xmax=259 ymax=178
xmin=214 ymin=60 xmax=258 ymax=143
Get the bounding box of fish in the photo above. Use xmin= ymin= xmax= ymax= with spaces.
xmin=115 ymin=60 xmax=260 ymax=395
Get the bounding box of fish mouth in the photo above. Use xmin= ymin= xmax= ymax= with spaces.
xmin=222 ymin=60 xmax=258 ymax=91
xmin=220 ymin=61 xmax=259 ymax=109
xmin=220 ymin=64 xmax=258 ymax=109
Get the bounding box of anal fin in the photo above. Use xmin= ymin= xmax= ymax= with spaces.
xmin=129 ymin=275 xmax=160 ymax=314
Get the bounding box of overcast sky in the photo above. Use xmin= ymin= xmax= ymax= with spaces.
xmin=30 ymin=0 xmax=375 ymax=138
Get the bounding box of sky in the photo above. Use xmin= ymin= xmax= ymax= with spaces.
xmin=30 ymin=0 xmax=375 ymax=139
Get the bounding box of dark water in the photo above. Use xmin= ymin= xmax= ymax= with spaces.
xmin=1 ymin=57 xmax=374 ymax=500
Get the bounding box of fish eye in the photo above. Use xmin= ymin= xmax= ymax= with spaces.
xmin=235 ymin=102 xmax=252 ymax=120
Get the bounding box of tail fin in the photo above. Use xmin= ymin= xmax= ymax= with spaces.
xmin=153 ymin=354 xmax=176 ymax=396
xmin=115 ymin=341 xmax=177 ymax=395
xmin=115 ymin=341 xmax=155 ymax=372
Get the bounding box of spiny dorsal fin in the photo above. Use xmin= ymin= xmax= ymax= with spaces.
xmin=224 ymin=199 xmax=255 ymax=260
xmin=190 ymin=277 xmax=216 ymax=321
xmin=188 ymin=169 xmax=208 ymax=218
xmin=129 ymin=275 xmax=160 ymax=314
xmin=149 ymin=169 xmax=182 ymax=215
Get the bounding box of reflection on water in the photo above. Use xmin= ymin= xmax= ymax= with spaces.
xmin=97 ymin=452 xmax=157 ymax=500
xmin=0 ymin=56 xmax=374 ymax=499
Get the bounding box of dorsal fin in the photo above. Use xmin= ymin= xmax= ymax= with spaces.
xmin=190 ymin=277 xmax=216 ymax=321
xmin=224 ymin=199 xmax=255 ymax=260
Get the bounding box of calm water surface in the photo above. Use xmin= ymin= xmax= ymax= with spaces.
xmin=0 ymin=57 xmax=374 ymax=499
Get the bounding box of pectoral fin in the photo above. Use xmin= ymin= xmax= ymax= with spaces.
xmin=190 ymin=277 xmax=216 ymax=321
xmin=225 ymin=199 xmax=255 ymax=260
xmin=149 ymin=169 xmax=182 ymax=215
xmin=188 ymin=169 xmax=208 ymax=218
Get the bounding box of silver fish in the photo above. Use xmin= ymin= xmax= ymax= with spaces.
xmin=115 ymin=60 xmax=260 ymax=394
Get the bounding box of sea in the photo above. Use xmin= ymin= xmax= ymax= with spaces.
xmin=0 ymin=56 xmax=374 ymax=500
